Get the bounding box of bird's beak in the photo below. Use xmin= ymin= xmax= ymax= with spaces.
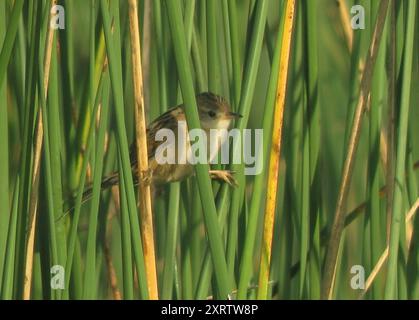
xmin=227 ymin=111 xmax=242 ymax=119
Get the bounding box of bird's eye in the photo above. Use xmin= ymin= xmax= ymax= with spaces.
xmin=208 ymin=111 xmax=216 ymax=118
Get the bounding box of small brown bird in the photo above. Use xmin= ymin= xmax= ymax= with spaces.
xmin=82 ymin=92 xmax=241 ymax=202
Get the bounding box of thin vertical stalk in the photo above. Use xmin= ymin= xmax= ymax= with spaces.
xmin=236 ymin=1 xmax=286 ymax=299
xmin=384 ymin=0 xmax=416 ymax=299
xmin=152 ymin=0 xmax=167 ymax=111
xmin=165 ymin=0 xmax=230 ymax=299
xmin=63 ymin=61 xmax=108 ymax=299
xmin=100 ymin=0 xmax=148 ymax=299
xmin=1 ymin=179 xmax=20 ymax=299
xmin=83 ymin=69 xmax=110 ymax=299
xmin=0 ymin=0 xmax=10 ymax=287
xmin=321 ymin=0 xmax=390 ymax=299
xmin=304 ymin=0 xmax=321 ymax=299
xmin=119 ymin=172 xmax=134 ymax=299
xmin=227 ymin=0 xmax=242 ymax=106
xmin=206 ymin=0 xmax=220 ymax=93
xmin=257 ymin=0 xmax=296 ymax=300
xmin=226 ymin=0 xmax=269 ymax=289
xmin=0 ymin=0 xmax=24 ymax=88
xmin=194 ymin=186 xmax=230 ymax=299
xmin=128 ymin=0 xmax=158 ymax=300
xmin=15 ymin=0 xmax=42 ymax=298
xmin=368 ymin=0 xmax=387 ymax=298
xmin=23 ymin=0 xmax=57 ymax=299
xmin=337 ymin=0 xmax=353 ymax=52
xmin=161 ymin=182 xmax=180 ymax=299
xmin=386 ymin=0 xmax=397 ymax=246
xmin=142 ymin=0 xmax=151 ymax=112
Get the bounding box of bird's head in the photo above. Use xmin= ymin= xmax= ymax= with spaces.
xmin=196 ymin=92 xmax=242 ymax=130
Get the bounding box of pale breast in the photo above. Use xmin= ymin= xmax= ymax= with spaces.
xmin=149 ymin=113 xmax=231 ymax=184
xmin=207 ymin=119 xmax=232 ymax=163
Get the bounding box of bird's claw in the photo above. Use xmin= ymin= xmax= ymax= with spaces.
xmin=209 ymin=170 xmax=238 ymax=187
xmin=140 ymin=168 xmax=153 ymax=186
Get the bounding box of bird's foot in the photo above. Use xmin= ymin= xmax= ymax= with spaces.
xmin=133 ymin=167 xmax=153 ymax=187
xmin=141 ymin=168 xmax=153 ymax=186
xmin=209 ymin=170 xmax=238 ymax=187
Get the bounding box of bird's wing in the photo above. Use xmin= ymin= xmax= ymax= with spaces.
xmin=129 ymin=106 xmax=184 ymax=163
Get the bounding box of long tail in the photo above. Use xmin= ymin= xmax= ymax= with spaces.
xmin=81 ymin=172 xmax=121 ymax=204
xmin=58 ymin=172 xmax=121 ymax=221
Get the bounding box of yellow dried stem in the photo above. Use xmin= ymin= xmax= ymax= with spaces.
xmin=337 ymin=0 xmax=353 ymax=52
xmin=128 ymin=0 xmax=158 ymax=300
xmin=23 ymin=0 xmax=57 ymax=300
xmin=257 ymin=0 xmax=296 ymax=300
xmin=358 ymin=198 xmax=419 ymax=299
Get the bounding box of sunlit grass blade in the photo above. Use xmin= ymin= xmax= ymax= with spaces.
xmin=1 ymin=178 xmax=20 ymax=299
xmin=257 ymin=0 xmax=296 ymax=300
xmin=0 ymin=0 xmax=10 ymax=289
